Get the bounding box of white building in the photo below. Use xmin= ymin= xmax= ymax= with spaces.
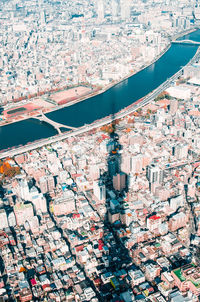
xmin=172 ymin=143 xmax=188 ymax=160
xmin=30 ymin=186 xmax=47 ymax=213
xmin=170 ymin=195 xmax=184 ymax=212
xmin=111 ymin=0 xmax=118 ymax=18
xmin=0 ymin=209 xmax=8 ymax=229
xmin=166 ymin=86 xmax=191 ymax=100
xmin=7 ymin=212 xmax=16 ymax=227
xmin=146 ymin=164 xmax=164 ymax=184
xmin=97 ymin=0 xmax=104 ymax=22
xmin=93 ymin=180 xmax=106 ymax=201
xmin=129 ymin=269 xmax=145 ymax=286
xmin=19 ymin=179 xmax=30 ymax=200
xmin=120 ymin=0 xmax=131 ymax=20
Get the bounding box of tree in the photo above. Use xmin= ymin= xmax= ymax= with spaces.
xmin=155 ymin=91 xmax=171 ymax=102
xmin=0 ymin=161 xmax=21 ymax=178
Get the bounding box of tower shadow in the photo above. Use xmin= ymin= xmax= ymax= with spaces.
xmin=97 ymin=101 xmax=133 ymax=301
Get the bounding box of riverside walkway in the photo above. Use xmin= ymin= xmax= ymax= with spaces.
xmin=33 ymin=111 xmax=77 ymax=134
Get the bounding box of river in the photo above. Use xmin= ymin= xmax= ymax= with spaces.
xmin=1 ymin=29 xmax=200 ymax=151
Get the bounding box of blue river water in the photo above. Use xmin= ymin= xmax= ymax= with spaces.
xmin=1 ymin=30 xmax=200 ymax=150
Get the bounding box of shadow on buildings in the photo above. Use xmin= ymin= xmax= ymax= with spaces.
xmin=97 ymin=117 xmax=134 ymax=301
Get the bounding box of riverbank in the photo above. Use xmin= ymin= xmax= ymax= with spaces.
xmin=0 ymin=28 xmax=197 ymax=129
xmin=0 ymin=28 xmax=199 ymax=152
xmin=0 ymin=42 xmax=198 ymax=159
xmin=172 ymin=27 xmax=197 ymax=41
xmin=0 ymin=43 xmax=171 ymax=128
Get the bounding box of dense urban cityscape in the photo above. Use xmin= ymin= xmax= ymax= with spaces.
xmin=0 ymin=0 xmax=199 ymax=120
xmin=1 ymin=0 xmax=200 ymax=301
xmin=0 ymin=0 xmax=188 ymax=105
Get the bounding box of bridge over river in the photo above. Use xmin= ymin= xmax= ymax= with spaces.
xmin=172 ymin=39 xmax=200 ymax=46
xmin=33 ymin=111 xmax=77 ymax=134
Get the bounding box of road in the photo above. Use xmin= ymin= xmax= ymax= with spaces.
xmin=164 ymin=159 xmax=200 ymax=170
xmin=0 ymin=47 xmax=200 ymax=160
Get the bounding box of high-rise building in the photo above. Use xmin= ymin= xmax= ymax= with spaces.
xmin=97 ymin=0 xmax=104 ymax=22
xmin=39 ymin=176 xmax=48 ymax=194
xmin=93 ymin=180 xmax=106 ymax=201
xmin=120 ymin=0 xmax=131 ymax=20
xmin=111 ymin=0 xmax=118 ymax=18
xmin=170 ymin=99 xmax=178 ymax=115
xmin=113 ymin=172 xmax=126 ymax=191
xmin=19 ymin=179 xmax=30 ymax=201
xmin=47 ymin=175 xmax=55 ymax=192
xmin=146 ymin=164 xmax=164 ymax=185
xmin=29 ymin=186 xmax=47 ymax=213
xmin=0 ymin=209 xmax=8 ymax=229
xmin=108 ymin=157 xmax=118 ymax=177
xmin=121 ymin=155 xmax=131 ymax=174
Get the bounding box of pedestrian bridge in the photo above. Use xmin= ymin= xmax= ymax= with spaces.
xmin=33 ymin=111 xmax=77 ymax=134
xmin=172 ymin=39 xmax=200 ymax=46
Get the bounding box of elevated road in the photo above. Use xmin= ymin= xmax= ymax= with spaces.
xmin=164 ymin=159 xmax=200 ymax=170
xmin=0 ymin=47 xmax=200 ymax=160
xmin=172 ymin=39 xmax=200 ymax=46
xmin=33 ymin=111 xmax=77 ymax=134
